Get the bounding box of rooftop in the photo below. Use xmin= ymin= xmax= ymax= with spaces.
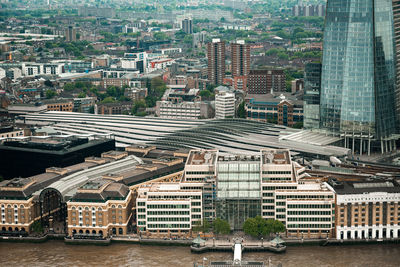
xmin=187 ymin=150 xmax=218 ymax=166
xmin=20 ymin=112 xmax=350 ymax=158
xmin=328 ymin=179 xmax=400 ymax=194
xmin=261 ymin=149 xmax=291 ymax=165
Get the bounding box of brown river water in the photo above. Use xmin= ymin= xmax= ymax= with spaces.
xmin=0 ymin=241 xmax=399 ymax=267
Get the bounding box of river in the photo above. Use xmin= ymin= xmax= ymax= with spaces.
xmin=1 ymin=241 xmax=399 ymax=266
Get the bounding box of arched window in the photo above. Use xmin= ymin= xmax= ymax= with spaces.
xmin=72 ymin=207 xmax=76 ymax=210
xmin=13 ymin=205 xmax=17 ymax=209
xmin=98 ymin=207 xmax=102 ymax=211
xmin=78 ymin=207 xmax=82 ymax=211
xmin=92 ymin=207 xmax=96 ymax=211
xmin=85 ymin=207 xmax=89 ymax=211
xmin=7 ymin=205 xmax=11 ymax=208
xmin=92 ymin=230 xmax=96 ymax=234
xmin=79 ymin=230 xmax=83 ymax=234
xmin=118 ymin=228 xmax=123 ymax=235
xmin=85 ymin=230 xmax=90 ymax=234
xmin=111 ymin=205 xmax=116 ymax=209
xmin=20 ymin=205 xmax=24 ymax=209
xmin=118 ymin=205 xmax=122 ymax=209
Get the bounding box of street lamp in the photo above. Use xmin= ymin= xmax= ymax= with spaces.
xmin=261 ymin=237 xmax=263 ymax=247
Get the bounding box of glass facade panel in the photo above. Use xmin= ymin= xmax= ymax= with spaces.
xmin=216 ymin=161 xmax=262 ymax=229
xmin=320 ymin=0 xmax=397 ymax=139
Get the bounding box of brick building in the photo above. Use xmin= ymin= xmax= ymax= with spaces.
xmin=207 ymin=39 xmax=225 ymax=85
xmin=231 ymin=40 xmax=250 ymax=78
xmin=247 ymin=69 xmax=285 ymax=94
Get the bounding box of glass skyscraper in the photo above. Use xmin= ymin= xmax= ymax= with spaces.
xmin=320 ymin=0 xmax=398 ymax=154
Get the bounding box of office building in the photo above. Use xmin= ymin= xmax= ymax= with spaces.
xmin=156 ymin=98 xmax=213 ymax=120
xmin=320 ymin=0 xmax=398 ymax=154
xmin=292 ymin=4 xmax=326 ymax=17
xmin=0 ymin=146 xmax=186 ymax=239
xmin=231 ymin=40 xmax=250 ymax=78
xmin=215 ymin=92 xmax=235 ymax=119
xmin=65 ymin=26 xmax=76 ymax=42
xmin=44 ymin=99 xmax=74 ymax=112
xmin=303 ymin=62 xmax=322 ymax=129
xmin=247 ymin=69 xmax=285 ymax=94
xmin=327 ymin=179 xmax=400 ymax=240
xmin=97 ymin=101 xmax=133 ymax=115
xmin=0 ymin=135 xmax=115 ymax=179
xmin=73 ymin=97 xmax=96 ymax=113
xmin=207 ymin=39 xmax=225 ymax=85
xmin=184 ymin=150 xmax=218 ymax=221
xmin=245 ymin=94 xmax=303 ymax=127
xmin=136 ymin=182 xmax=202 ymax=238
xmin=291 ymin=79 xmax=304 ymax=94
xmin=182 ymin=18 xmax=193 ymax=34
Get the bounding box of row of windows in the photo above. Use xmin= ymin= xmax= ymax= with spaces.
xmin=147 ymin=224 xmax=191 ymax=229
xmin=263 ymin=193 xmax=274 ymax=197
xmin=287 ymin=217 xmax=332 ymax=222
xmin=147 ymin=195 xmax=201 ymax=200
xmin=263 ymin=199 xmax=274 ymax=203
xmin=287 ymin=224 xmax=331 ymax=229
xmin=288 ymin=211 xmax=331 ymax=215
xmin=263 ymin=186 xmax=297 ymax=190
xmin=185 ymin=171 xmax=215 ymax=175
xmin=262 ymin=171 xmax=291 ymax=175
xmin=71 ymin=205 xmax=122 ymax=211
xmin=263 ymin=178 xmax=292 ymax=181
xmin=287 ymin=204 xmax=332 ymax=209
xmin=146 ymin=211 xmax=190 ymax=216
xmin=276 ymin=195 xmax=333 ymax=199
xmin=148 ymin=217 xmax=190 ymax=222
xmin=1 ymin=205 xmax=25 ymax=209
xmin=147 ymin=204 xmax=189 ymax=209
xmin=263 ymin=212 xmax=275 ymax=216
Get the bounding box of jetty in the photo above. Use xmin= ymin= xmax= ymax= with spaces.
xmin=192 ymin=237 xmax=284 ymax=267
xmin=190 ymin=236 xmax=286 ymax=253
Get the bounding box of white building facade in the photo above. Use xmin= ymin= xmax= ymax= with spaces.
xmin=215 ymin=92 xmax=235 ymax=119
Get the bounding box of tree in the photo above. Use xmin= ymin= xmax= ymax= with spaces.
xmin=31 ymin=220 xmax=43 ymax=234
xmin=292 ymin=121 xmax=303 ymax=129
xmin=77 ymin=92 xmax=86 ymax=98
xmin=243 ymin=216 xmax=270 ymax=238
xmin=237 ymin=101 xmax=246 ymax=118
xmin=153 ymin=32 xmax=168 ymax=41
xmin=132 ymin=100 xmax=146 ymax=115
xmin=266 ymin=219 xmax=285 ymax=234
xmin=199 ymin=90 xmax=213 ymax=101
xmin=64 ymin=83 xmax=75 ymax=91
xmin=100 ymin=96 xmax=116 ymax=104
xmin=45 ymin=89 xmax=56 ymax=99
xmin=213 ymin=218 xmax=230 ymax=235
